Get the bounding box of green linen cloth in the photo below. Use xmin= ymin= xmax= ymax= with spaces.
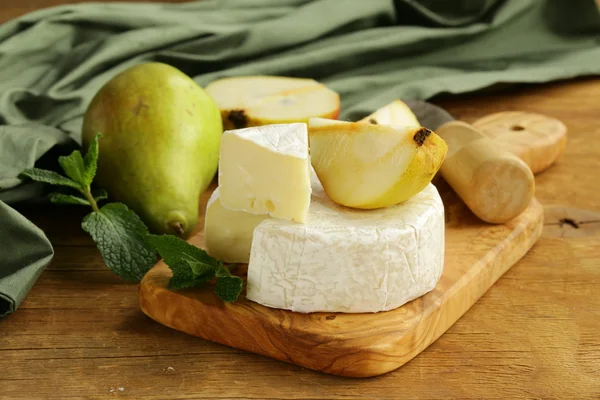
xmin=0 ymin=201 xmax=54 ymax=316
xmin=1 ymin=0 xmax=599 ymax=317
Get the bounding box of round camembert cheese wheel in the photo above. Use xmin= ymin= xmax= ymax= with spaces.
xmin=246 ymin=179 xmax=445 ymax=313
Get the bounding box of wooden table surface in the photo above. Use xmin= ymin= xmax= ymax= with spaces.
xmin=1 ymin=2 xmax=600 ymax=399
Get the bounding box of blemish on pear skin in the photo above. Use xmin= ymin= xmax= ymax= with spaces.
xmin=132 ymin=97 xmax=149 ymax=116
xmin=228 ymin=109 xmax=248 ymax=129
xmin=413 ymin=128 xmax=432 ymax=146
xmin=369 ymin=118 xmax=378 ymax=125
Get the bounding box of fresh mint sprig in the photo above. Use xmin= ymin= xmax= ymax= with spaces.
xmin=22 ymin=133 xmax=103 ymax=211
xmin=145 ymin=234 xmax=243 ymax=302
xmin=21 ymin=133 xmax=157 ymax=281
xmin=20 ymin=133 xmax=243 ymax=301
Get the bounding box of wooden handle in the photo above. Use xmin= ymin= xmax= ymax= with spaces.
xmin=437 ymin=121 xmax=535 ymax=224
xmin=472 ymin=111 xmax=567 ymax=175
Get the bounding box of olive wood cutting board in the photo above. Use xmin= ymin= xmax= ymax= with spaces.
xmin=139 ymin=179 xmax=543 ymax=378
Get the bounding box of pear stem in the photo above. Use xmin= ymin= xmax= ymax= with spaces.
xmin=83 ymin=187 xmax=100 ymax=213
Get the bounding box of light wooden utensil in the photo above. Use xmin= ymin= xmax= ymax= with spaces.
xmin=472 ymin=111 xmax=568 ymax=174
xmin=435 ymin=120 xmax=535 ymax=224
xmin=436 ymin=110 xmax=567 ymax=223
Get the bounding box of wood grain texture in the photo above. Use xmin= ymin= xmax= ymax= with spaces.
xmin=542 ymin=206 xmax=600 ymax=238
xmin=0 ymin=1 xmax=599 ymax=397
xmin=0 ymin=0 xmax=190 ymax=24
xmin=472 ymin=111 xmax=568 ymax=174
xmin=437 ymin=120 xmax=535 ymax=224
xmin=140 ymin=181 xmax=544 ymax=378
xmin=2 ymin=80 xmax=600 ymax=400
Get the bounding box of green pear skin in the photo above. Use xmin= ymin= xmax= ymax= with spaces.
xmin=82 ymin=62 xmax=222 ymax=237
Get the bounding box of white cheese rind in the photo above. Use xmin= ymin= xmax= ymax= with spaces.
xmin=204 ymin=189 xmax=269 ymax=263
xmin=218 ymin=123 xmax=312 ymax=223
xmin=246 ymin=183 xmax=445 ymax=313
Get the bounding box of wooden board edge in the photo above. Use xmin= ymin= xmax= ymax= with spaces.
xmin=318 ymin=198 xmax=545 ymax=377
xmin=139 ymin=199 xmax=544 ymax=378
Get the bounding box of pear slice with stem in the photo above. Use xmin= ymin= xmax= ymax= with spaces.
xmin=308 ymin=118 xmax=448 ymax=209
xmin=205 ymin=76 xmax=340 ymax=130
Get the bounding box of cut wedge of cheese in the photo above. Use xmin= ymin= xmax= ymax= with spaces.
xmin=218 ymin=123 xmax=312 ymax=223
xmin=204 ymin=188 xmax=269 ymax=263
xmin=246 ymin=181 xmax=445 ymax=314
xmin=205 ymin=169 xmax=322 ymax=264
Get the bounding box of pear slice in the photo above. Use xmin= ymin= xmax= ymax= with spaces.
xmin=205 ymin=76 xmax=340 ymax=130
xmin=359 ymin=100 xmax=420 ymax=127
xmin=308 ymin=118 xmax=448 ymax=209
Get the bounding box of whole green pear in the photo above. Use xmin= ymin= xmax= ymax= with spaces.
xmin=82 ymin=62 xmax=222 ymax=237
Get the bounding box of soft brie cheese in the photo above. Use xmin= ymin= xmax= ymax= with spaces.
xmin=218 ymin=123 xmax=312 ymax=223
xmin=246 ymin=182 xmax=445 ymax=314
xmin=204 ymin=188 xmax=269 ymax=263
xmin=205 ymin=169 xmax=321 ymax=264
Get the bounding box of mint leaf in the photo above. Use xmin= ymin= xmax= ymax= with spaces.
xmin=49 ymin=192 xmax=90 ymax=206
xmin=169 ymin=260 xmax=215 ymax=290
xmin=144 ymin=234 xmax=219 ymax=290
xmin=215 ymin=264 xmax=243 ymax=303
xmin=58 ymin=150 xmax=86 ymax=187
xmin=92 ymin=188 xmax=108 ymax=203
xmin=82 ymin=203 xmax=158 ymax=282
xmin=56 ymin=133 xmax=101 ymax=188
xmin=145 ymin=234 xmax=220 ymax=274
xmin=216 ymin=278 xmax=243 ymax=303
xmin=83 ymin=133 xmax=101 ymax=186
xmin=215 ymin=263 xmax=231 ymax=279
xmin=144 ymin=234 xmax=242 ymax=297
xmin=20 ymin=168 xmax=81 ymax=189
xmin=187 ymin=258 xmax=215 ymax=277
